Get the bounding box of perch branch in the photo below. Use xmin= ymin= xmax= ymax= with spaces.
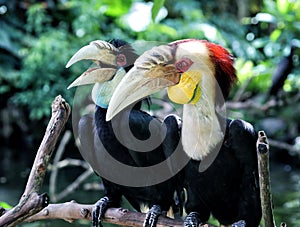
xmin=49 ymin=130 xmax=72 ymax=201
xmin=49 ymin=158 xmax=90 ymax=169
xmin=226 ymin=99 xmax=277 ymax=111
xmin=0 ymin=94 xmax=237 ymax=227
xmin=256 ymin=131 xmax=276 ymax=227
xmin=49 ymin=130 xmax=71 ymax=202
xmin=228 ymin=91 xmax=300 ymax=112
xmin=232 ymin=76 xmax=254 ymax=102
xmin=268 ymin=139 xmax=300 ymax=154
xmin=24 ymin=202 xmax=216 ymax=227
xmin=0 ymin=95 xmax=70 ymax=227
xmin=53 ymin=168 xmax=94 ymax=202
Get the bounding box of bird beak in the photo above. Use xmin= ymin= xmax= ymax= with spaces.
xmin=66 ymin=40 xmax=118 ymax=89
xmin=106 ymin=44 xmax=181 ymax=121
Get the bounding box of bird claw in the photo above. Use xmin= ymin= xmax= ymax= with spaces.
xmin=92 ymin=196 xmax=110 ymax=227
xmin=143 ymin=205 xmax=162 ymax=227
xmin=184 ymin=212 xmax=202 ymax=227
xmin=232 ymin=220 xmax=246 ymax=227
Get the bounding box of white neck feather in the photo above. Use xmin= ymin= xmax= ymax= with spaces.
xmin=181 ymin=71 xmax=225 ymax=160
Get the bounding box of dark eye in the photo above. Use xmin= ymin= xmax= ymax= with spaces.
xmin=117 ymin=54 xmax=126 ymax=67
xmin=175 ymin=58 xmax=193 ymax=73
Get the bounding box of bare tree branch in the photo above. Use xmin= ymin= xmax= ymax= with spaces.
xmin=54 ymin=168 xmax=94 ymax=202
xmin=50 ymin=130 xmax=72 ymax=201
xmin=1 ymin=94 xmax=287 ymax=227
xmin=24 ymin=202 xmax=217 ymax=227
xmin=48 ymin=129 xmax=95 ymax=202
xmin=256 ymin=131 xmax=276 ymax=227
xmin=0 ymin=95 xmax=71 ymax=226
xmin=49 ymin=158 xmax=90 ymax=169
xmin=232 ymin=76 xmax=254 ymax=102
xmin=228 ymin=90 xmax=300 ymax=112
xmin=226 ymin=99 xmax=277 ymax=111
xmin=268 ymin=139 xmax=300 ymax=154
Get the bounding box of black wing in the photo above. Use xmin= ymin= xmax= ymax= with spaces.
xmin=227 ymin=119 xmax=262 ymax=226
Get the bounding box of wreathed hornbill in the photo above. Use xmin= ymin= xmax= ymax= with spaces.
xmin=268 ymin=43 xmax=296 ymax=98
xmin=106 ymin=39 xmax=262 ymax=226
xmin=66 ymin=39 xmax=185 ymax=227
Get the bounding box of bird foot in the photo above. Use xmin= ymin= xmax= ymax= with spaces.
xmin=232 ymin=220 xmax=246 ymax=227
xmin=92 ymin=196 xmax=110 ymax=227
xmin=184 ymin=212 xmax=202 ymax=227
xmin=143 ymin=204 xmax=162 ymax=227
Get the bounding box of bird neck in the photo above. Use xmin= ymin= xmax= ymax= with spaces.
xmin=181 ymin=73 xmax=225 ymax=160
xmin=92 ymin=69 xmax=125 ymax=108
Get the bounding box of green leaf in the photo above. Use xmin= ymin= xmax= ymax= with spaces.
xmin=270 ymin=29 xmax=282 ymax=42
xmin=292 ymin=0 xmax=300 ymax=20
xmin=103 ymin=0 xmax=132 ymax=17
xmin=0 ymin=85 xmax=10 ymax=94
xmin=151 ymin=0 xmax=165 ymax=22
xmin=0 ymin=201 xmax=12 ymax=209
xmin=276 ymin=0 xmax=290 ymax=14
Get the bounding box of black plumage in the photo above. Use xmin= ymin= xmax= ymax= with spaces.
xmin=102 ymin=39 xmax=262 ymax=227
xmin=268 ymin=44 xmax=296 ymax=98
xmin=183 ymin=119 xmax=262 ymax=227
xmin=77 ymin=39 xmax=184 ymax=227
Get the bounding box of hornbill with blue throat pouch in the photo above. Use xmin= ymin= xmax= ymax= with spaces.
xmin=66 ymin=39 xmax=185 ymax=227
xmin=106 ymin=39 xmax=262 ymax=227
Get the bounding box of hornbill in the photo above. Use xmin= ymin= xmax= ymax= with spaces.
xmin=66 ymin=39 xmax=185 ymax=227
xmin=268 ymin=43 xmax=296 ymax=98
xmin=106 ymin=39 xmax=262 ymax=226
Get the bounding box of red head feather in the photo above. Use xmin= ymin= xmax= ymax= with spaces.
xmin=200 ymin=40 xmax=237 ymax=99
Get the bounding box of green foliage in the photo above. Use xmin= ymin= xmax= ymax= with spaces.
xmin=0 ymin=201 xmax=12 ymax=209
xmin=263 ymin=0 xmax=300 ymax=44
xmin=0 ymin=1 xmax=299 ymax=141
xmin=0 ymin=0 xmax=134 ymax=120
xmin=103 ymin=0 xmax=133 ymax=17
xmin=232 ymin=0 xmax=300 ymax=129
xmin=1 ymin=0 xmax=299 ymax=119
xmin=151 ymin=0 xmax=165 ymax=22
xmin=26 ymin=3 xmax=51 ymax=34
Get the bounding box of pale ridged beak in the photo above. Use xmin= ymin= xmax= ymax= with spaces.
xmin=66 ymin=40 xmax=118 ymax=89
xmin=106 ymin=45 xmax=181 ymax=121
xmin=67 ymin=68 xmax=117 ymax=89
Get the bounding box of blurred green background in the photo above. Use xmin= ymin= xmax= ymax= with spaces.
xmin=1 ymin=0 xmax=300 ymax=226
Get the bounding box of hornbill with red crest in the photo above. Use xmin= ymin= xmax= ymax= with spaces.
xmin=66 ymin=39 xmax=185 ymax=227
xmin=106 ymin=39 xmax=262 ymax=226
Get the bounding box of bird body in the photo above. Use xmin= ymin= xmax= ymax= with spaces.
xmin=67 ymin=39 xmax=184 ymax=227
xmin=183 ymin=119 xmax=261 ymax=226
xmin=78 ymin=105 xmax=181 ymax=208
xmin=268 ymin=44 xmax=296 ymax=97
xmin=107 ymin=39 xmax=262 ymax=226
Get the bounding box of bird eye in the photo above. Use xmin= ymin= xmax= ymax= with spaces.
xmin=175 ymin=58 xmax=193 ymax=73
xmin=117 ymin=54 xmax=126 ymax=67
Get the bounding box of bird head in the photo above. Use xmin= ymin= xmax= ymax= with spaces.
xmin=106 ymin=39 xmax=237 ymax=160
xmin=66 ymin=39 xmax=138 ymax=108
xmin=107 ymin=39 xmax=237 ymax=120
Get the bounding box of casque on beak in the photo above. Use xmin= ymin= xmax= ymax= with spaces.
xmin=105 ymin=39 xmax=234 ymax=161
xmin=66 ymin=40 xmax=119 ymax=89
xmin=106 ymin=44 xmax=181 ymax=121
